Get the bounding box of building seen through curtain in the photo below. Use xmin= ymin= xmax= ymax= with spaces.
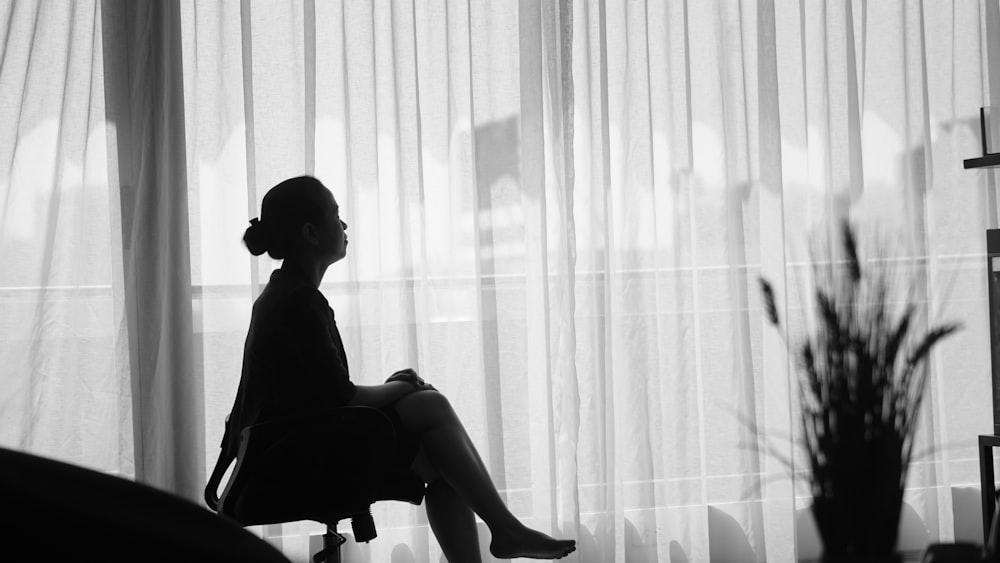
xmin=0 ymin=1 xmax=995 ymax=561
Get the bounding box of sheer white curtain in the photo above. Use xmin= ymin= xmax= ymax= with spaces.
xmin=0 ymin=0 xmax=132 ymax=475
xmin=0 ymin=0 xmax=203 ymax=497
xmin=0 ymin=1 xmax=995 ymax=561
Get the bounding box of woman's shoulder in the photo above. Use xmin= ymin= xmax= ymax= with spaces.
xmin=253 ymin=270 xmax=330 ymax=319
xmin=278 ymin=270 xmax=331 ymax=307
xmin=285 ymin=285 xmax=329 ymax=311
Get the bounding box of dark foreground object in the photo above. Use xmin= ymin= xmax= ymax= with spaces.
xmin=0 ymin=446 xmax=291 ymax=563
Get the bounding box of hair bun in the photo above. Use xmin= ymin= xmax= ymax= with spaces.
xmin=242 ymin=217 xmax=269 ymax=256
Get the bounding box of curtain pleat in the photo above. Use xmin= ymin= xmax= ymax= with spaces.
xmin=100 ymin=0 xmax=202 ymax=500
xmin=756 ymin=0 xmax=798 ymax=560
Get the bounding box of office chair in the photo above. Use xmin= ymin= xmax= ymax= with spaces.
xmin=205 ymin=407 xmax=425 ymax=563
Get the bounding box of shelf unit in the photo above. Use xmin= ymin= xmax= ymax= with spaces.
xmin=965 ymin=153 xmax=1000 ymax=169
xmin=968 ymin=107 xmax=1000 ymax=168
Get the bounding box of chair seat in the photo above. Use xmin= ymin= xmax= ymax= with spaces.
xmin=211 ymin=408 xmax=425 ymax=532
xmin=228 ymin=467 xmax=426 ymax=528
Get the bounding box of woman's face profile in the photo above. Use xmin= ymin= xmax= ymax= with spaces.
xmin=321 ymin=191 xmax=348 ymax=265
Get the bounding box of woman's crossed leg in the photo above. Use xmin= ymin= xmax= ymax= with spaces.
xmin=393 ymin=389 xmax=576 ymax=562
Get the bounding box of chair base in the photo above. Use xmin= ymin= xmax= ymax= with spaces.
xmin=312 ymin=527 xmax=347 ymax=563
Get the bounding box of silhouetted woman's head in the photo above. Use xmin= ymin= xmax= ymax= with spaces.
xmin=243 ymin=176 xmax=347 ymax=264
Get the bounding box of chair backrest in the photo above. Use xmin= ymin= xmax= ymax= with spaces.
xmin=208 ymin=408 xmax=396 ymax=528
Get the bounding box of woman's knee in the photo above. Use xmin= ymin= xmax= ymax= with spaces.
xmin=406 ymin=387 xmax=451 ymax=409
xmin=396 ymin=389 xmax=456 ymax=429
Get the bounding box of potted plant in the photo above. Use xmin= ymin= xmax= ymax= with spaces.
xmin=759 ymin=222 xmax=961 ymax=562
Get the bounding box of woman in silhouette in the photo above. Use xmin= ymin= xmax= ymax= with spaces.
xmin=231 ymin=176 xmax=575 ymax=562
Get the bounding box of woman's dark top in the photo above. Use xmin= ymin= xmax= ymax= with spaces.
xmin=225 ymin=269 xmax=420 ymax=467
xmin=225 ymin=269 xmax=357 ymax=458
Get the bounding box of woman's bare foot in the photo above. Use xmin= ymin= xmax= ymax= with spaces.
xmin=489 ymin=525 xmax=576 ymax=559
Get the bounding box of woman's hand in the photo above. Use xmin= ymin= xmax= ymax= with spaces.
xmin=386 ymin=368 xmax=435 ymax=391
xmin=386 ymin=368 xmax=421 ymax=385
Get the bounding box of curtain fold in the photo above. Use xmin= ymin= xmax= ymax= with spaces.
xmin=100 ymin=0 xmax=202 ymax=500
xmin=756 ymin=1 xmax=798 ymax=561
xmin=0 ymin=1 xmax=996 ymax=561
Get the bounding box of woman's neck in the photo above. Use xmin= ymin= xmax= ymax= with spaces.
xmin=280 ymin=258 xmax=327 ymax=288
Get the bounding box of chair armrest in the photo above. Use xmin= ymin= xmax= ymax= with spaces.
xmin=205 ymin=414 xmax=234 ymax=512
xmin=205 ymin=452 xmax=233 ymax=512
